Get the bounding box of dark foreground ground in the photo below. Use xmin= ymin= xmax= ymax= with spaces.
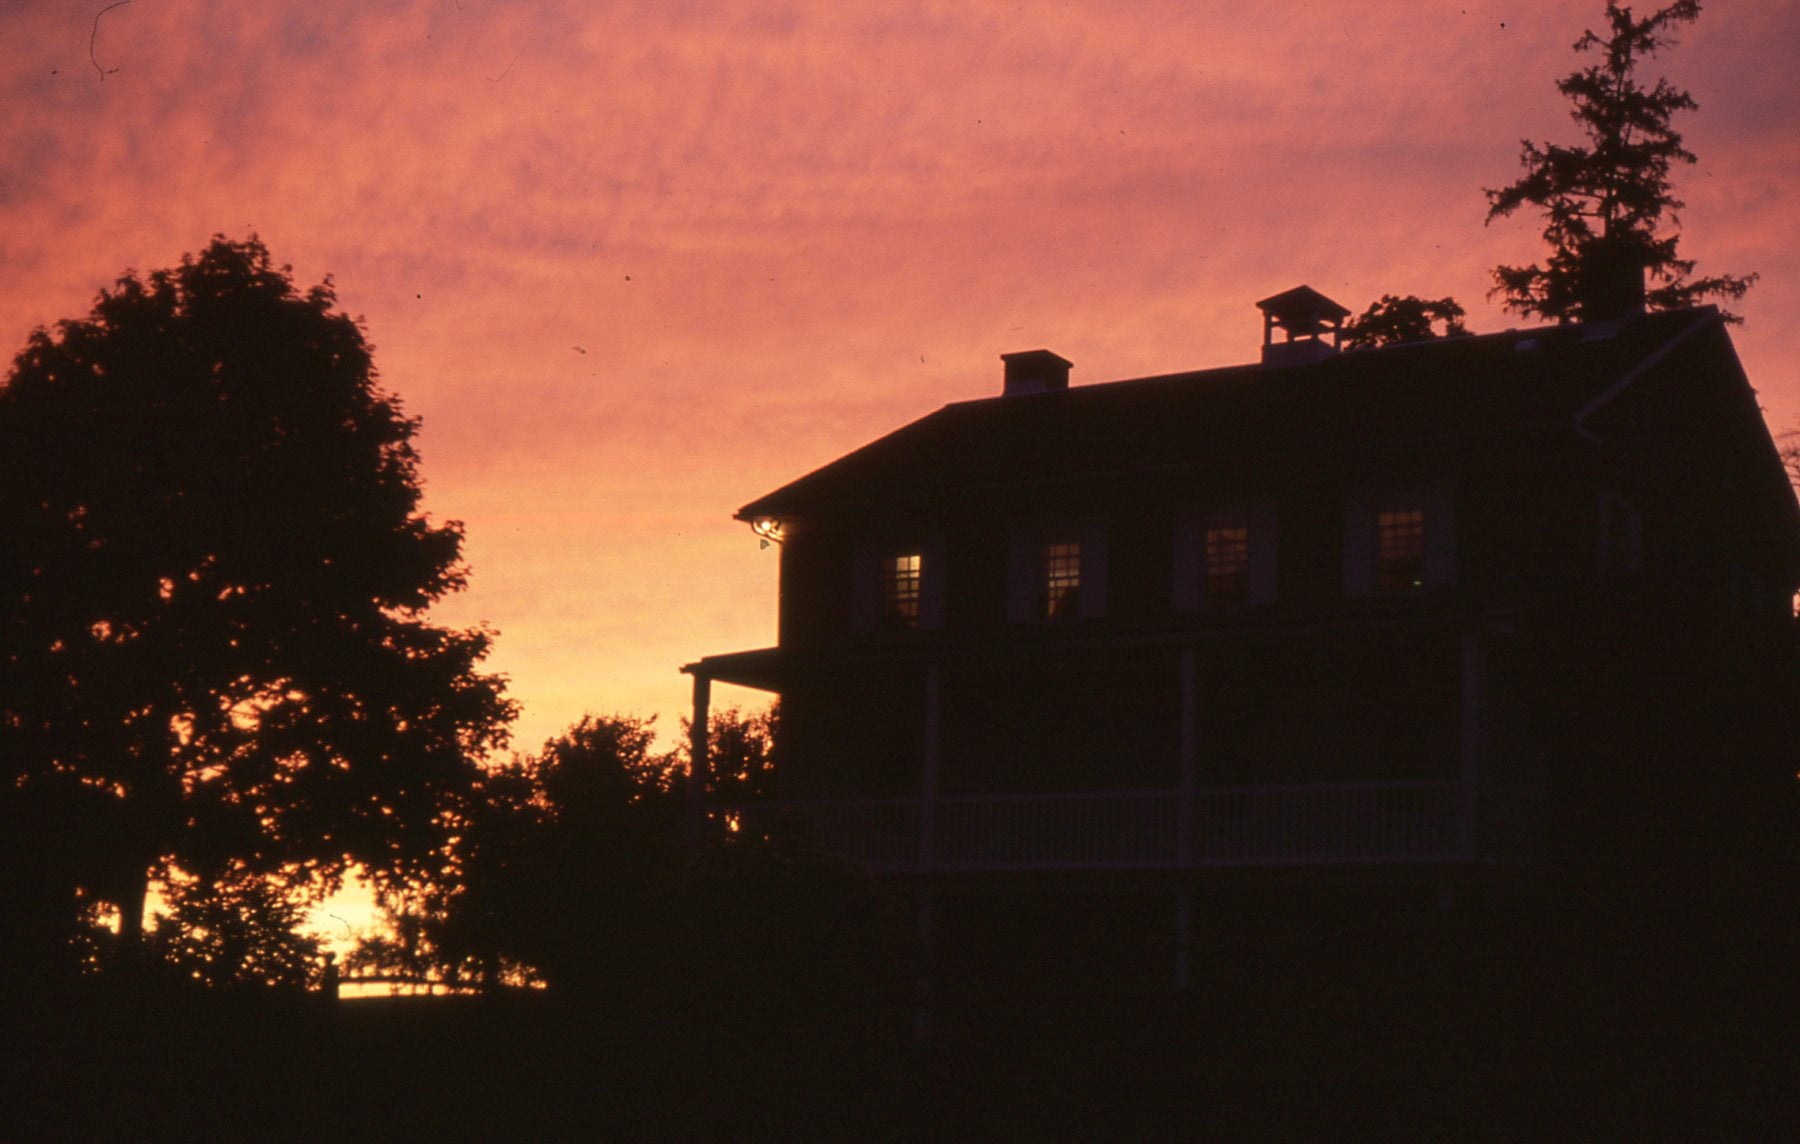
xmin=6 ymin=933 xmax=1794 ymax=1143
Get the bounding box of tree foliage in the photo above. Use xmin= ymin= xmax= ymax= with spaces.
xmin=0 ymin=236 xmax=515 ymax=979
xmin=1485 ymin=1 xmax=1754 ymax=322
xmin=145 ymin=864 xmax=324 ymax=990
xmin=413 ymin=705 xmax=774 ymax=992
xmin=1342 ymin=294 xmax=1470 ymax=349
xmin=699 ymin=703 xmax=778 ymax=804
xmin=350 ymin=713 xmax=681 ymax=991
xmin=366 ymin=702 xmax=908 ymax=1027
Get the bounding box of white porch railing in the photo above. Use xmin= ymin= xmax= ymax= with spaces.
xmin=1193 ymin=779 xmax=1468 ymax=866
xmin=724 ymin=778 xmax=1475 ymax=872
xmin=935 ymin=789 xmax=1180 ymax=870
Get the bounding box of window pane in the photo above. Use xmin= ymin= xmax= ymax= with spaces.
xmin=1204 ymin=524 xmax=1249 ymax=603
xmin=1376 ymin=506 xmax=1425 ymax=591
xmin=1042 ymin=541 xmax=1081 ymax=619
xmin=880 ymin=553 xmax=922 ymax=628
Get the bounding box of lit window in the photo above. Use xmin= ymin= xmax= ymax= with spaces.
xmin=1042 ymin=541 xmax=1082 ymax=619
xmin=880 ymin=553 xmax=922 ymax=629
xmin=1203 ymin=523 xmax=1250 ymax=603
xmin=1376 ymin=505 xmax=1425 ymax=591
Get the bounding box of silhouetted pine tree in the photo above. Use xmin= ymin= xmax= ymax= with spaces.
xmin=1485 ymin=1 xmax=1754 ymax=322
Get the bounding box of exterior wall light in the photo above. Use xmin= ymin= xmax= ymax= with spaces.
xmin=750 ymin=516 xmax=786 ymax=547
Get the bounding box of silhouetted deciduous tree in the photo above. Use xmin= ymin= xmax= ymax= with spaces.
xmin=699 ymin=703 xmax=778 ymax=804
xmin=146 ymin=863 xmax=324 ymax=989
xmin=1342 ymin=295 xmax=1470 ymax=349
xmin=1485 ymin=1 xmax=1755 ymax=322
xmin=382 ymin=703 xmax=908 ymax=1029
xmin=350 ymin=754 xmax=548 ymax=992
xmin=0 ymin=236 xmax=515 ymax=980
xmin=353 ymin=714 xmax=681 ymax=992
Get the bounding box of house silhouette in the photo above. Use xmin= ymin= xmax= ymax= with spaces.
xmin=683 ymin=287 xmax=1799 ymax=995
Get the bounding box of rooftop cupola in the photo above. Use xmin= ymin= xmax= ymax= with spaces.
xmin=1256 ymin=285 xmax=1349 ymax=367
xmin=1001 ymin=349 xmax=1073 ymax=396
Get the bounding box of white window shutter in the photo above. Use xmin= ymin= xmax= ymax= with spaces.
xmin=849 ymin=540 xmax=879 ymax=633
xmin=1343 ymin=489 xmax=1375 ymax=597
xmin=1248 ymin=498 xmax=1278 ymax=606
xmin=1079 ymin=522 xmax=1108 ymax=619
xmin=1005 ymin=529 xmax=1035 ymax=624
xmin=1596 ymin=494 xmax=1616 ymax=571
xmin=919 ymin=535 xmax=947 ymax=629
xmin=1171 ymin=512 xmax=1201 ymax=612
xmin=1425 ymin=483 xmax=1456 ymax=588
xmin=1624 ymin=502 xmax=1644 ymax=572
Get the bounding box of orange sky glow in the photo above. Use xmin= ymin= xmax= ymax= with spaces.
xmin=6 ymin=0 xmax=1799 ymax=757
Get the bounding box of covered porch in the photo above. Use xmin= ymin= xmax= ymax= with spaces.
xmin=681 ymin=629 xmax=1543 ymax=875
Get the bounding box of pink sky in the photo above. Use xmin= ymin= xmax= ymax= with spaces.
xmin=6 ymin=0 xmax=1798 ymax=754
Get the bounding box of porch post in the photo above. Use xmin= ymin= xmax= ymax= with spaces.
xmin=1178 ymin=645 xmax=1197 ymax=866
xmin=919 ymin=662 xmax=941 ymax=871
xmin=686 ymin=671 xmax=712 ymax=859
xmin=1175 ymin=645 xmax=1197 ymax=991
xmin=915 ymin=663 xmax=942 ymax=1042
xmin=1459 ymin=631 xmax=1484 ymax=864
xmin=913 ymin=886 xmax=935 ymax=1045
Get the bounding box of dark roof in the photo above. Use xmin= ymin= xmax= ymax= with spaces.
xmin=1256 ymin=284 xmax=1352 ymax=323
xmin=738 ymin=308 xmax=1737 ymax=519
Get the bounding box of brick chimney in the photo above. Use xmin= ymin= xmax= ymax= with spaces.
xmin=1575 ymin=235 xmax=1648 ymax=323
xmin=1001 ymin=349 xmax=1073 ymax=396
